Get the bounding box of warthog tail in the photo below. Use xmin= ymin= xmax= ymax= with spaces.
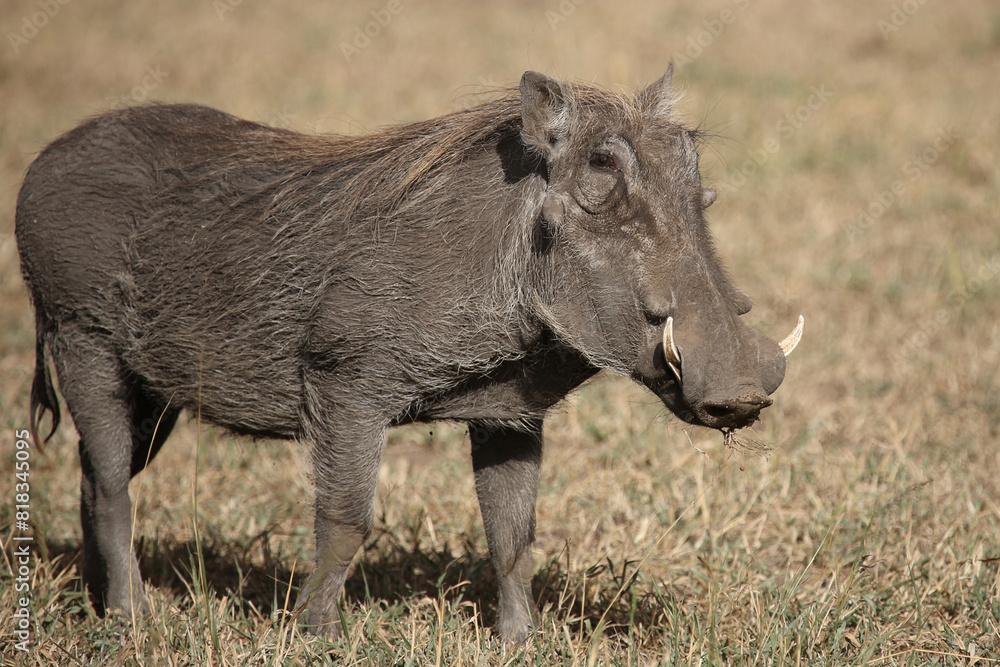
xmin=29 ymin=313 xmax=60 ymax=449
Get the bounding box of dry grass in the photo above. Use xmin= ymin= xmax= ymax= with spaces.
xmin=2 ymin=0 xmax=999 ymax=664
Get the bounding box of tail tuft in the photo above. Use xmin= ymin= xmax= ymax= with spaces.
xmin=29 ymin=319 xmax=60 ymax=449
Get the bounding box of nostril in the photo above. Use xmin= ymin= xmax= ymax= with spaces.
xmin=696 ymin=393 xmax=772 ymax=428
xmin=702 ymin=403 xmax=734 ymax=420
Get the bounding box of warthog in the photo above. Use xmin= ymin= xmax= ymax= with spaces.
xmin=16 ymin=67 xmax=801 ymax=642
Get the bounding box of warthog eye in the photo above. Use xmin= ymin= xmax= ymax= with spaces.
xmin=589 ymin=152 xmax=619 ymax=171
xmin=643 ymin=309 xmax=666 ymax=327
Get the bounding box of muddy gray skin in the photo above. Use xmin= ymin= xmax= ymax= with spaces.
xmin=16 ymin=68 xmax=790 ymax=643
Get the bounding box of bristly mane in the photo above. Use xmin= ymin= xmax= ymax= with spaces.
xmin=249 ymin=81 xmax=673 ymax=233
xmin=251 ymin=96 xmax=523 ymax=233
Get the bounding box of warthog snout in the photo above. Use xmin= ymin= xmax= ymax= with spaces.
xmin=657 ymin=314 xmax=803 ymax=429
xmin=693 ymin=390 xmax=774 ymax=430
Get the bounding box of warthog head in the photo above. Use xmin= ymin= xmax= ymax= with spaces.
xmin=521 ymin=67 xmax=801 ymax=430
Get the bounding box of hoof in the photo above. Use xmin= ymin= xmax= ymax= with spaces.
xmin=497 ymin=604 xmax=539 ymax=643
xmin=301 ymin=608 xmax=345 ymax=640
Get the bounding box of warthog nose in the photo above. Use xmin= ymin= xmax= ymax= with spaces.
xmin=695 ymin=391 xmax=772 ymax=429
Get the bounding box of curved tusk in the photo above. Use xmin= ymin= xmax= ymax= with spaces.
xmin=663 ymin=317 xmax=681 ymax=364
xmin=662 ymin=316 xmax=683 ymax=386
xmin=779 ymin=315 xmax=804 ymax=357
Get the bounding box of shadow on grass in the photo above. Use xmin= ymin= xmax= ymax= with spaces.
xmin=37 ymin=527 xmax=671 ymax=637
xmin=33 ymin=531 xmax=305 ymax=619
xmin=348 ymin=522 xmax=673 ymax=635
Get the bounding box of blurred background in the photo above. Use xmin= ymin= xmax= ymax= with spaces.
xmin=1 ymin=0 xmax=998 ymax=662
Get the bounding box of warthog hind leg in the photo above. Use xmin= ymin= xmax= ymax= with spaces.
xmin=54 ymin=326 xmax=174 ymax=617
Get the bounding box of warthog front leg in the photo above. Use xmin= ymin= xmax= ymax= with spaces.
xmin=469 ymin=419 xmax=543 ymax=642
xmin=295 ymin=417 xmax=387 ymax=639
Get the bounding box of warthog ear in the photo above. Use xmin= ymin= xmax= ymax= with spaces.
xmin=638 ymin=64 xmax=674 ymax=119
xmin=520 ymin=71 xmax=569 ymax=157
